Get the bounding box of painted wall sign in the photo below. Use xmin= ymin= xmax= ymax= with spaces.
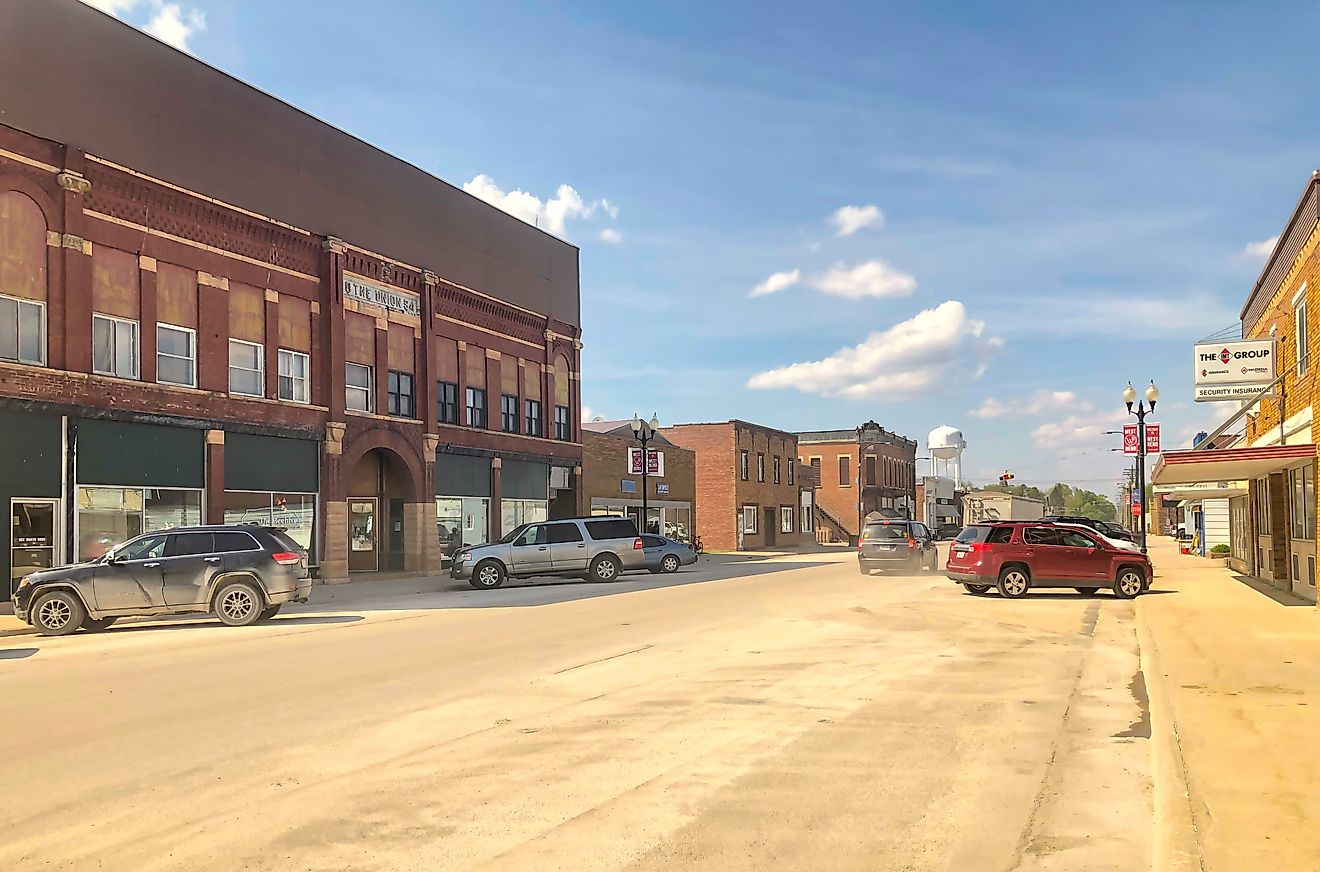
xmin=343 ymin=274 xmax=421 ymax=317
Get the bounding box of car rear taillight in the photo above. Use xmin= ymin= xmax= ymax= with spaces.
xmin=633 ymin=538 xmax=643 ymax=550
xmin=907 ymin=537 xmax=917 ymax=549
xmin=969 ymin=542 xmax=991 ymax=554
xmin=271 ymin=552 xmax=301 ymax=565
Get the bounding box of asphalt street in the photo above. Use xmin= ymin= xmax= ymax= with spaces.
xmin=0 ymin=547 xmax=1153 ymax=871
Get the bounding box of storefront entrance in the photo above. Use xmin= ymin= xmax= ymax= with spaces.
xmin=348 ymin=448 xmax=412 ymax=573
xmin=10 ymin=498 xmax=59 ymax=596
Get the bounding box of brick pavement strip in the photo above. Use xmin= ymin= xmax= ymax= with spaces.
xmin=1138 ymin=537 xmax=1320 ymax=872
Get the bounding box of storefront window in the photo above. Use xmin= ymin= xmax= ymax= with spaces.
xmin=438 ymin=496 xmax=492 ymax=553
xmin=77 ymin=486 xmax=201 ymax=560
xmin=223 ymin=491 xmax=317 ymax=551
xmin=501 ymin=499 xmax=549 ymax=537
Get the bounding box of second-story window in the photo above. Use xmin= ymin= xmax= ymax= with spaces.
xmin=740 ymin=450 xmax=749 ymax=481
xmin=757 ymin=452 xmax=765 ymax=482
xmin=278 ymin=349 xmax=309 ymax=403
xmin=1295 ymin=285 xmax=1309 ymax=377
xmin=229 ymin=339 xmax=264 ymax=397
xmin=502 ymin=394 xmax=519 ymax=433
xmin=0 ymin=294 xmax=44 ymax=366
xmin=788 ymin=458 xmax=795 ymax=486
xmin=773 ymin=456 xmax=781 ymax=484
xmin=387 ymin=370 xmax=414 ymax=418
xmin=156 ymin=323 xmax=196 ymax=388
xmin=437 ymin=381 xmax=458 ymax=425
xmin=467 ymin=387 xmax=487 ymax=428
xmin=554 ymin=404 xmax=570 ymax=440
xmin=526 ymin=399 xmax=543 ymax=437
xmin=93 ymin=313 xmax=139 ymax=380
xmin=345 ymin=362 xmax=373 ymax=412
xmin=839 ymin=456 xmax=851 ymax=487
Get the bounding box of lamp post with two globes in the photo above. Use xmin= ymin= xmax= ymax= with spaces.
xmin=630 ymin=413 xmax=662 ymax=534
xmin=1123 ymin=380 xmax=1159 ymax=552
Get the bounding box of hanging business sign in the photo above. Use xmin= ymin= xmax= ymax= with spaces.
xmin=1193 ymin=339 xmax=1274 ymax=403
xmin=627 ymin=447 xmax=665 ymax=477
xmin=343 ymin=274 xmax=421 ymax=317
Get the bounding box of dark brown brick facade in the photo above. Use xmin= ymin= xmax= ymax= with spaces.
xmin=581 ymin=431 xmax=696 ymax=536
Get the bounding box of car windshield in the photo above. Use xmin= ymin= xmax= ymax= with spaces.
xmin=499 ymin=524 xmax=530 ymax=545
xmin=863 ymin=523 xmax=909 ymax=540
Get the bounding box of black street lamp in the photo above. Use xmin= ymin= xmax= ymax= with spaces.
xmin=1123 ymin=380 xmax=1159 ymax=552
xmin=631 ymin=412 xmax=661 ymax=535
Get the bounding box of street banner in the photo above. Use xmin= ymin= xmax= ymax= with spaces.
xmin=1145 ymin=424 xmax=1161 ymax=455
xmin=1123 ymin=424 xmax=1140 ymax=455
xmin=1131 ymin=489 xmax=1143 ymax=517
xmin=627 ymin=447 xmax=664 ymax=476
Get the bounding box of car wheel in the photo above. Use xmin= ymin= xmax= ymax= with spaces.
xmin=259 ymin=605 xmax=281 ymax=621
xmin=963 ymin=583 xmax=990 ymax=595
xmin=83 ymin=616 xmax=117 ymax=632
xmin=214 ymin=580 xmax=264 ymax=627
xmin=31 ymin=590 xmax=86 ymax=636
xmin=590 ymin=554 xmax=621 ymax=582
xmin=997 ymin=567 xmax=1030 ymax=599
xmin=1074 ymin=587 xmax=1100 ymax=596
xmin=471 ymin=560 xmax=506 ymax=590
xmin=926 ymin=551 xmax=939 ymax=571
xmin=661 ymin=554 xmax=681 ymax=574
xmin=1114 ymin=568 xmax=1145 ymax=600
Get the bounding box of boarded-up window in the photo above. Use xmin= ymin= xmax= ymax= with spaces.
xmin=554 ymin=355 xmax=570 ymax=405
xmin=344 ymin=311 xmax=375 ymax=365
xmin=466 ymin=345 xmax=486 ymax=389
xmin=155 ymin=263 xmax=197 ymax=327
xmin=229 ymin=282 xmax=263 ymax=343
xmin=522 ymin=360 xmax=541 ymax=400
xmin=0 ymin=191 xmax=47 ymax=301
xmin=433 ymin=336 xmax=458 ymax=382
xmin=387 ymin=322 xmax=414 ymax=372
xmin=278 ymin=295 xmax=311 ymax=352
xmin=501 ymin=356 xmax=518 ymax=396
xmin=92 ymin=246 xmax=139 ymax=318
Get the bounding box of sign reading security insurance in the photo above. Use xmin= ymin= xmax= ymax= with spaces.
xmin=343 ymin=275 xmax=421 ymax=317
xmin=1193 ymin=339 xmax=1274 ymax=386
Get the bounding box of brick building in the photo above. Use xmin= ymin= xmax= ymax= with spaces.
xmin=797 ymin=421 xmax=917 ymax=544
xmin=581 ymin=422 xmax=696 ymax=540
xmin=663 ymin=421 xmax=812 ymax=551
xmin=0 ymin=0 xmax=583 ymax=590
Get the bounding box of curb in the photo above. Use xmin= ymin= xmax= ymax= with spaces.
xmin=1136 ymin=598 xmax=1205 ymax=872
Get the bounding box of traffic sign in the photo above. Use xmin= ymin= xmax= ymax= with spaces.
xmin=1123 ymin=424 xmax=1140 ymax=455
xmin=1145 ymin=424 xmax=1161 ymax=455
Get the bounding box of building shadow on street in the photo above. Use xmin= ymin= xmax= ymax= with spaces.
xmin=1230 ymin=574 xmax=1313 ymax=607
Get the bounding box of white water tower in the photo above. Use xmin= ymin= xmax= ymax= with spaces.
xmin=927 ymin=425 xmax=966 ymax=486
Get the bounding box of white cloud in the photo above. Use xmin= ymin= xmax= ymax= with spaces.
xmin=747 ymin=300 xmax=1000 ymax=399
xmin=1242 ymin=236 xmax=1279 ymax=258
xmin=810 ymin=259 xmax=916 ymax=299
xmin=749 ymin=268 xmax=801 ymax=298
xmin=80 ymin=0 xmax=205 ymax=53
xmin=598 ymin=228 xmax=622 ymax=244
xmin=1030 ymin=409 xmax=1126 ymax=450
xmin=970 ymin=389 xmax=1091 ymax=419
xmin=830 ymin=204 xmax=885 ymax=237
xmin=462 ymin=174 xmax=616 ymax=241
xmin=1003 ymin=293 xmax=1237 ymax=339
xmin=581 ymin=405 xmax=597 ymax=423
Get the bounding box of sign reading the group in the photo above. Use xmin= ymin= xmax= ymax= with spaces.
xmin=1193 ymin=339 xmax=1274 ymax=398
xmin=343 ymin=275 xmax=421 ymax=318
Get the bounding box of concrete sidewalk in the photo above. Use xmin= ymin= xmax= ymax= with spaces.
xmin=1139 ymin=536 xmax=1320 ymax=872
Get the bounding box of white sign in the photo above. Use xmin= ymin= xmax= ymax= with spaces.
xmin=343 ymin=275 xmax=421 ymax=317
xmin=1194 ymin=339 xmax=1275 ymax=386
xmin=1195 ymin=384 xmax=1268 ymax=403
xmin=627 ymin=447 xmax=665 ymax=477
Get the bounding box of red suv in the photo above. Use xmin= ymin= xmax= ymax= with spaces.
xmin=945 ymin=522 xmax=1152 ymax=598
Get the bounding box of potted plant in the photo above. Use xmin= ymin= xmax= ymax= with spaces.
xmin=1210 ymin=544 xmax=1231 ymax=560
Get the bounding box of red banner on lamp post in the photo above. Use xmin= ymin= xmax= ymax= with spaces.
xmin=1144 ymin=424 xmax=1161 ymax=455
xmin=1123 ymin=424 xmax=1140 ymax=455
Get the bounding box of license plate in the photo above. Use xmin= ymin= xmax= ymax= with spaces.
xmin=952 ymin=545 xmax=970 ymax=554
xmin=872 ymin=544 xmax=896 ymax=552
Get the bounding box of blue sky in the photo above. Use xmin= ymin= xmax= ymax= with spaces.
xmin=86 ymin=0 xmax=1320 ymax=494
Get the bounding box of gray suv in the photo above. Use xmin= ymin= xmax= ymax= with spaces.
xmin=13 ymin=525 xmax=312 ymax=636
xmin=451 ymin=516 xmax=645 ymax=589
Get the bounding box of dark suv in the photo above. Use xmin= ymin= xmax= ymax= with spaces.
xmin=13 ymin=525 xmax=311 ymax=636
xmin=858 ymin=519 xmax=939 ymax=574
xmin=945 ymin=522 xmax=1151 ymax=598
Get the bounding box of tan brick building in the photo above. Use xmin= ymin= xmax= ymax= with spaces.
xmin=581 ymin=422 xmax=696 ymax=540
xmin=796 ymin=421 xmax=917 ymax=544
xmin=663 ymin=420 xmax=812 ymax=551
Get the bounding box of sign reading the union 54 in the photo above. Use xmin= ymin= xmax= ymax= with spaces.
xmin=343 ymin=275 xmax=420 ymax=317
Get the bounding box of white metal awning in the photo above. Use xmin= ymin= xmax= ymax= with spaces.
xmin=1153 ymin=482 xmax=1249 ymax=501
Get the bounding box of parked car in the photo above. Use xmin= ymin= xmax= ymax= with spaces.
xmin=13 ymin=525 xmax=311 ymax=636
xmin=858 ymin=519 xmax=939 ymax=574
xmin=945 ymin=522 xmax=1152 ymax=598
xmin=452 ymin=516 xmax=645 ymax=589
xmin=1053 ymin=521 xmax=1141 ymax=553
xmin=934 ymin=523 xmax=962 ymax=541
xmin=640 ymin=534 xmax=699 ymax=574
xmin=1042 ymin=515 xmax=1136 ymax=543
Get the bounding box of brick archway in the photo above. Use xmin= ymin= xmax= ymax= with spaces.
xmin=340 ymin=425 xmax=424 ymax=503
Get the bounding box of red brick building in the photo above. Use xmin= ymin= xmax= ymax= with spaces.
xmin=0 ymin=0 xmax=583 ymax=588
xmin=663 ymin=420 xmax=812 ymax=551
xmin=581 ymin=422 xmax=696 ymax=540
xmin=797 ymin=421 xmax=917 ymax=544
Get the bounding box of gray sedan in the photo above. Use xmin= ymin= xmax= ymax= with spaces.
xmin=639 ymin=534 xmax=699 ymax=574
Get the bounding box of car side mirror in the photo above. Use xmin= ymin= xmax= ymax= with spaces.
xmin=1086 ymin=547 xmax=1096 ymax=555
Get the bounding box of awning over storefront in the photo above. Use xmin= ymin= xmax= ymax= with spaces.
xmin=1152 ymin=444 xmax=1317 ymax=486
xmin=1153 ymin=482 xmax=1249 ymax=501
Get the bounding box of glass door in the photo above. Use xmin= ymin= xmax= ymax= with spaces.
xmin=348 ymin=498 xmax=378 ymax=572
xmin=11 ymin=499 xmax=59 ymax=596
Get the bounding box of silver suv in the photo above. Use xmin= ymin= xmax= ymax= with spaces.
xmin=13 ymin=525 xmax=312 ymax=636
xmin=451 ymin=516 xmax=645 ymax=589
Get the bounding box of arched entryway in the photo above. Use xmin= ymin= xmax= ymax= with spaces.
xmin=346 ymin=447 xmax=416 ymax=572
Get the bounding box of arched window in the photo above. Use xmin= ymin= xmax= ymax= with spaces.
xmin=0 ymin=191 xmax=48 ymax=365
xmin=553 ymin=354 xmax=571 ymax=441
